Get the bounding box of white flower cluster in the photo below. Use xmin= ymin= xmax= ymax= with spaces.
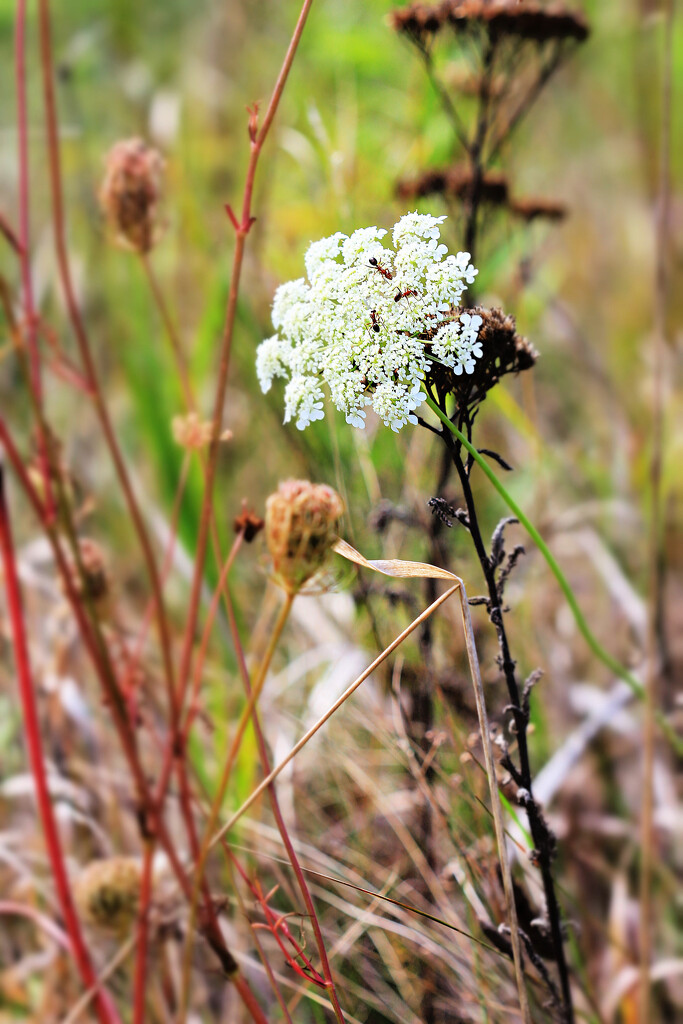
xmin=257 ymin=213 xmax=481 ymax=432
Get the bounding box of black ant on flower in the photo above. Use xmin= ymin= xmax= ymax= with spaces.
xmin=368 ymin=256 xmax=393 ymax=281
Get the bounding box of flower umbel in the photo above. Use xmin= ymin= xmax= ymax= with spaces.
xmin=257 ymin=213 xmax=480 ymax=432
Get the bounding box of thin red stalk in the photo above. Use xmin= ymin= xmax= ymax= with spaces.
xmin=0 ymin=418 xmax=194 ymax=905
xmin=182 ymin=532 xmax=244 ymax=736
xmin=177 ymin=592 xmax=294 ymax=1018
xmin=175 ymin=0 xmax=314 ymax=720
xmin=140 ymin=253 xmax=196 ymax=411
xmin=130 ymin=458 xmax=190 ymax=1022
xmin=35 ymin=0 xmax=177 ymax=723
xmin=232 ymin=972 xmax=269 ymax=1024
xmin=15 ymin=0 xmax=41 ymax=404
xmin=124 ymin=452 xmax=191 ymax=690
xmin=132 ymin=841 xmax=155 ymax=1024
xmin=15 ymin=0 xmax=55 ymax=521
xmin=226 ymin=852 xmax=296 ymax=1024
xmin=224 ymin=592 xmax=347 ymax=1024
xmin=0 ymin=465 xmax=116 ymax=1024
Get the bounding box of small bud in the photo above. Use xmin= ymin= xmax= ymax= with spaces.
xmin=247 ymin=103 xmax=260 ymax=143
xmin=73 ymin=857 xmax=141 ymax=938
xmin=99 ymin=138 xmax=164 ymax=254
xmin=265 ymin=479 xmax=344 ymax=593
xmin=171 ymin=412 xmax=232 ymax=450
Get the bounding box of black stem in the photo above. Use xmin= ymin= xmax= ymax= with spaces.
xmin=444 ymin=417 xmax=574 ymax=1023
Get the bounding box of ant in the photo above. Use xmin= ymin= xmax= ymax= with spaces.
xmin=394 ymin=287 xmax=418 ymax=302
xmin=368 ymin=256 xmax=393 ymax=281
xmin=369 ymin=309 xmax=382 ymax=333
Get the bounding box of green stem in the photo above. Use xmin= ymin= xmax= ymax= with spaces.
xmin=425 ymin=396 xmax=682 ymax=755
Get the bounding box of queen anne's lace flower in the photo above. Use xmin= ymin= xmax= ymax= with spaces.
xmin=257 ymin=212 xmax=481 ymax=432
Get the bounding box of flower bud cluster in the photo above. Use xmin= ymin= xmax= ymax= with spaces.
xmin=257 ymin=213 xmax=481 ymax=432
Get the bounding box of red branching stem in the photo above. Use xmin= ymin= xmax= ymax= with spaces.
xmin=232 ymin=972 xmax=269 ymax=1024
xmin=0 ymin=465 xmax=117 ymax=1024
xmin=224 ymin=593 xmax=347 ymax=1024
xmin=0 ymin=418 xmax=194 ymax=907
xmin=14 ymin=0 xmax=41 ymax=405
xmin=0 ymin=209 xmax=23 ymax=255
xmin=15 ymin=0 xmax=55 ymax=522
xmin=132 ymin=841 xmax=155 ymax=1024
xmin=175 ymin=0 xmax=315 ymax=737
xmin=35 ymin=0 xmax=178 ymax=724
xmin=140 ymin=253 xmax=196 ymax=411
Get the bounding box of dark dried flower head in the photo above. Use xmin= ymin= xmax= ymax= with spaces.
xmin=265 ymin=480 xmax=344 ymax=594
xmin=234 ymin=502 xmax=265 ymax=543
xmin=74 ymin=857 xmax=141 ymax=938
xmin=390 ymin=1 xmax=589 ymax=47
xmin=99 ymin=138 xmax=164 ymax=253
xmin=397 ymin=164 xmax=509 ymax=206
xmin=427 ymin=306 xmax=537 ymax=410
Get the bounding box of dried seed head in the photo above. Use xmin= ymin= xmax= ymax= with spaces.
xmin=265 ymin=480 xmax=344 ymax=594
xmin=389 ymin=1 xmax=589 ymax=47
xmin=397 ymin=164 xmax=509 ymax=206
xmin=99 ymin=138 xmax=164 ymax=254
xmin=510 ymin=196 xmax=567 ymax=222
xmin=396 ymin=167 xmax=568 ymax=224
xmin=427 ymin=306 xmax=537 ymax=410
xmin=73 ymin=857 xmax=141 ymax=938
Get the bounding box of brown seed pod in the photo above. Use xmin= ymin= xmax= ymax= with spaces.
xmin=265 ymin=480 xmax=345 ymax=594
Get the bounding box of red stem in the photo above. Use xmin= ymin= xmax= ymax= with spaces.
xmin=224 ymin=593 xmax=347 ymax=1024
xmin=15 ymin=0 xmax=55 ymax=522
xmin=132 ymin=842 xmax=155 ymax=1024
xmin=0 ymin=465 xmax=117 ymax=1024
xmin=35 ymin=0 xmax=178 ymax=724
xmin=175 ymin=0 xmax=314 ymax=730
xmin=14 ymin=0 xmax=41 ymax=405
xmin=0 ymin=417 xmax=193 ymax=905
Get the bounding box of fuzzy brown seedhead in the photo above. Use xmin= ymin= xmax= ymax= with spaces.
xmin=99 ymin=138 xmax=164 ymax=254
xmin=390 ymin=1 xmax=589 ymax=48
xmin=265 ymin=480 xmax=344 ymax=594
xmin=428 ymin=306 xmax=537 ymax=411
xmin=73 ymin=857 xmax=141 ymax=938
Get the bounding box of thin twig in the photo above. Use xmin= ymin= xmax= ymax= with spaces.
xmin=640 ymin=1 xmax=674 ymax=1019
